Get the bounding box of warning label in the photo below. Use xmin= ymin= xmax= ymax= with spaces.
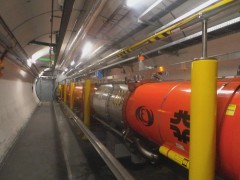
xmin=226 ymin=104 xmax=237 ymax=116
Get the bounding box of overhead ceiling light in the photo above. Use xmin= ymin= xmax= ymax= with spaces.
xmin=31 ymin=47 xmax=49 ymax=62
xmin=19 ymin=70 xmax=27 ymax=77
xmin=39 ymin=71 xmax=44 ymax=77
xmin=81 ymin=41 xmax=93 ymax=59
xmin=126 ymin=0 xmax=138 ymax=8
xmin=31 ymin=59 xmax=36 ymax=64
xmin=76 ymin=62 xmax=82 ymax=67
xmin=44 ymin=68 xmax=51 ymax=72
xmin=70 ymin=61 xmax=75 ymax=66
xmin=138 ymin=0 xmax=163 ymax=23
xmin=27 ymin=59 xmax=32 ymax=67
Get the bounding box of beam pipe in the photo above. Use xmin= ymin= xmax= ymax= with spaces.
xmin=83 ymin=79 xmax=91 ymax=127
xmin=189 ymin=59 xmax=217 ymax=180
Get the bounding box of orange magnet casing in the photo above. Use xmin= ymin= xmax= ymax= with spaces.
xmin=125 ymin=78 xmax=240 ymax=180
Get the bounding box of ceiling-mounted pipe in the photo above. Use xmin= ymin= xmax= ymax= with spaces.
xmin=55 ymin=0 xmax=88 ymax=70
xmin=0 ymin=16 xmax=38 ymax=76
xmin=115 ymin=0 xmax=234 ymax=57
xmin=85 ymin=0 xmax=186 ymax=66
xmin=59 ymin=0 xmax=107 ymax=70
xmin=68 ymin=0 xmax=234 ymax=77
xmin=138 ymin=0 xmax=163 ymax=25
xmin=66 ymin=14 xmax=240 ymax=80
xmin=67 ymin=1 xmax=190 ymax=77
xmin=50 ymin=0 xmax=54 ymax=64
xmin=54 ymin=0 xmax=75 ymax=68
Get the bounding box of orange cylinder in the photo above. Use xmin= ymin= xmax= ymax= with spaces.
xmin=125 ymin=78 xmax=240 ymax=180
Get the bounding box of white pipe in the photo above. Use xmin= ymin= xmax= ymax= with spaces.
xmin=60 ymin=0 xmax=107 ymax=70
xmin=138 ymin=0 xmax=163 ymax=23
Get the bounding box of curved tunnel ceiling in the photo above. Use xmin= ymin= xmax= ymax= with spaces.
xmin=0 ymin=0 xmax=239 ymax=77
xmin=0 ymin=0 xmax=85 ymax=75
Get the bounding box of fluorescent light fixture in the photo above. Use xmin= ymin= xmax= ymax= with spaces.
xmin=70 ymin=61 xmax=75 ymax=66
xmin=38 ymin=71 xmax=44 ymax=77
xmin=76 ymin=61 xmax=82 ymax=67
xmin=153 ymin=0 xmax=219 ymax=34
xmin=19 ymin=70 xmax=27 ymax=77
xmin=44 ymin=68 xmax=51 ymax=72
xmin=81 ymin=41 xmax=93 ymax=58
xmin=31 ymin=47 xmax=49 ymax=61
xmin=126 ymin=0 xmax=138 ymax=8
xmin=30 ymin=58 xmax=36 ymax=64
xmin=138 ymin=0 xmax=163 ymax=22
xmin=27 ymin=59 xmax=32 ymax=67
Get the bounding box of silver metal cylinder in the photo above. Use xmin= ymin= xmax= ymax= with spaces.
xmin=108 ymin=84 xmax=129 ymax=127
xmin=92 ymin=84 xmax=129 ymax=127
xmin=92 ymin=84 xmax=113 ymax=120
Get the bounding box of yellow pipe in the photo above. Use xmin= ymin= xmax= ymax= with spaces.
xmin=83 ymin=79 xmax=91 ymax=127
xmin=70 ymin=82 xmax=75 ymax=110
xmin=189 ymin=59 xmax=217 ymax=180
xmin=159 ymin=145 xmax=189 ymax=169
xmin=63 ymin=84 xmax=67 ymax=103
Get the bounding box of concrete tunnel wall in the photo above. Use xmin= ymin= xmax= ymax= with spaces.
xmin=0 ymin=57 xmax=38 ymax=164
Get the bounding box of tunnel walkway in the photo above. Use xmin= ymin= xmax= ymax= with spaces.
xmin=0 ymin=101 xmax=192 ymax=180
xmin=0 ymin=102 xmax=68 ymax=180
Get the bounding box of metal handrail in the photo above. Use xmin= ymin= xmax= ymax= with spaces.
xmin=61 ymin=102 xmax=135 ymax=180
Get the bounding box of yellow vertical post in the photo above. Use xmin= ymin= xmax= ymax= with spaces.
xmin=189 ymin=59 xmax=217 ymax=180
xmin=70 ymin=82 xmax=75 ymax=110
xmin=63 ymin=84 xmax=67 ymax=103
xmin=61 ymin=85 xmax=64 ymax=100
xmin=83 ymin=79 xmax=91 ymax=127
xmin=58 ymin=84 xmax=62 ymax=99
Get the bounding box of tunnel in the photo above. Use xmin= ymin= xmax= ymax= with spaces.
xmin=0 ymin=0 xmax=240 ymax=179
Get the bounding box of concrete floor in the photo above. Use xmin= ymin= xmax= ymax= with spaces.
xmin=0 ymin=102 xmax=223 ymax=180
xmin=0 ymin=102 xmax=68 ymax=180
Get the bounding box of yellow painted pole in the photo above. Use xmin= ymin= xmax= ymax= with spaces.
xmin=189 ymin=59 xmax=217 ymax=180
xmin=58 ymin=84 xmax=62 ymax=99
xmin=61 ymin=85 xmax=64 ymax=100
xmin=83 ymin=79 xmax=91 ymax=127
xmin=70 ymin=82 xmax=75 ymax=110
xmin=63 ymin=84 xmax=67 ymax=103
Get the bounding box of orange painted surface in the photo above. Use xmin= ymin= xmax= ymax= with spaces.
xmin=71 ymin=84 xmax=83 ymax=119
xmin=125 ymin=78 xmax=240 ymax=179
